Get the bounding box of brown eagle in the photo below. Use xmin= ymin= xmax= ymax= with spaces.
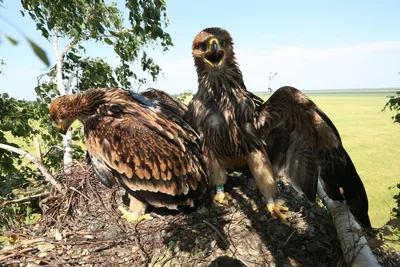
xmin=188 ymin=27 xmax=371 ymax=227
xmin=49 ymin=88 xmax=208 ymax=221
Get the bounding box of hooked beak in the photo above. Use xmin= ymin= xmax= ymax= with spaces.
xmin=204 ymin=38 xmax=225 ymax=67
xmin=56 ymin=119 xmax=72 ymax=135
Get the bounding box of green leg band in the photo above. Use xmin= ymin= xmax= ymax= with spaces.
xmin=216 ymin=184 xmax=224 ymax=193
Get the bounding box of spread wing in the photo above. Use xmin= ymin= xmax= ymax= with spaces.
xmin=256 ymin=86 xmax=370 ymax=227
xmin=85 ymin=93 xmax=207 ymax=207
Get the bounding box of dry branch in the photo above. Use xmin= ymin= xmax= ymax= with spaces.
xmin=33 ymin=137 xmax=42 ymax=163
xmin=2 ymin=192 xmax=50 ymax=206
xmin=317 ymin=180 xmax=381 ymax=267
xmin=0 ymin=143 xmax=65 ymax=194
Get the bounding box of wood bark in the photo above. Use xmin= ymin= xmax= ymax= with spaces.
xmin=317 ymin=180 xmax=381 ymax=267
xmin=53 ymin=28 xmax=76 ymax=173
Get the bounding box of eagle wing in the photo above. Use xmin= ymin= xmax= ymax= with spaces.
xmin=85 ymin=93 xmax=207 ymax=208
xmin=256 ymin=86 xmax=370 ymax=226
xmin=141 ymin=88 xmax=188 ymax=120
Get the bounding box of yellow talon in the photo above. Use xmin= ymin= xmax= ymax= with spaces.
xmin=214 ymin=192 xmax=226 ymax=203
xmin=118 ymin=206 xmax=152 ymax=222
xmin=214 ymin=192 xmax=231 ymax=203
xmin=266 ymin=203 xmax=289 ymax=220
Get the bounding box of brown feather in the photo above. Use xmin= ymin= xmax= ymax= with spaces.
xmin=49 ymin=88 xmax=209 ymax=211
xmin=188 ymin=27 xmax=370 ymax=227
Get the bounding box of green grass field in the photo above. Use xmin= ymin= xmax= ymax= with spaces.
xmin=4 ymin=90 xmax=400 ymax=228
xmin=257 ymin=90 xmax=399 ymax=228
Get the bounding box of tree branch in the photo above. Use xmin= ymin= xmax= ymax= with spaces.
xmin=317 ymin=180 xmax=380 ymax=266
xmin=2 ymin=192 xmax=50 ymax=206
xmin=60 ymin=39 xmax=76 ymax=58
xmin=33 ymin=137 xmax=42 ymax=164
xmin=42 ymin=145 xmax=63 ymax=158
xmin=0 ymin=143 xmax=65 ymax=194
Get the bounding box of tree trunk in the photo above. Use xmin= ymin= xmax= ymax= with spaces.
xmin=317 ymin=180 xmax=381 ymax=267
xmin=53 ymin=28 xmax=75 ymax=173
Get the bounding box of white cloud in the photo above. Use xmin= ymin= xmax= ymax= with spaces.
xmin=3 ymin=41 xmax=399 ymax=100
xmin=147 ymin=41 xmax=400 ymax=94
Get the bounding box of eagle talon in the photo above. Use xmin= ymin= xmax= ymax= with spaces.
xmin=214 ymin=192 xmax=231 ymax=204
xmin=214 ymin=192 xmax=226 ymax=203
xmin=118 ymin=206 xmax=152 ymax=222
xmin=266 ymin=203 xmax=289 ymax=220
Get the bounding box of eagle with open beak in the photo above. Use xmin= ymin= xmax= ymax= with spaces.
xmin=188 ymin=27 xmax=371 ymax=227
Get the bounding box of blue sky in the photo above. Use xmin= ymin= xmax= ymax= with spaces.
xmin=1 ymin=0 xmax=400 ymax=100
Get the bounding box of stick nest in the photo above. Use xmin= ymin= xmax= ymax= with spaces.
xmin=1 ymin=161 xmax=399 ymax=266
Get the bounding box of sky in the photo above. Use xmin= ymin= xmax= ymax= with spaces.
xmin=1 ymin=0 xmax=400 ymax=100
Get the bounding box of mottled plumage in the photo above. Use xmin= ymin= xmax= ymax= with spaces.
xmin=188 ymin=27 xmax=370 ymax=227
xmin=50 ymin=88 xmax=208 ymax=220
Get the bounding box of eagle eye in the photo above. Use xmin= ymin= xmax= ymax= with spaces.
xmin=220 ymin=40 xmax=226 ymax=47
xmin=199 ymin=42 xmax=207 ymax=52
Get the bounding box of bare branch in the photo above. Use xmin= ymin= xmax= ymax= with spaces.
xmin=60 ymin=39 xmax=76 ymax=58
xmin=2 ymin=192 xmax=50 ymax=206
xmin=33 ymin=137 xmax=42 ymax=164
xmin=0 ymin=143 xmax=65 ymax=194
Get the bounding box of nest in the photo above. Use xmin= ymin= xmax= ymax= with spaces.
xmin=0 ymin=161 xmax=399 ymax=266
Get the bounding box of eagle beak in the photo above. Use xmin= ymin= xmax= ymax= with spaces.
xmin=204 ymin=38 xmax=225 ymax=67
xmin=211 ymin=39 xmax=219 ymax=54
xmin=56 ymin=119 xmax=72 ymax=135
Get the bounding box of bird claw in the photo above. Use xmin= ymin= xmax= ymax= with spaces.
xmin=266 ymin=203 xmax=289 ymax=220
xmin=214 ymin=192 xmax=230 ymax=203
xmin=118 ymin=206 xmax=152 ymax=222
xmin=214 ymin=192 xmax=225 ymax=203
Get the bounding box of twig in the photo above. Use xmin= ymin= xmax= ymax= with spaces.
xmin=2 ymin=192 xmax=50 ymax=206
xmin=203 ymin=219 xmax=250 ymax=267
xmin=134 ymin=221 xmax=150 ymax=266
xmin=69 ymin=187 xmax=91 ymax=202
xmin=0 ymin=143 xmax=65 ymax=194
xmin=75 ymin=160 xmax=92 ymax=173
xmin=202 ymin=220 xmax=229 ymax=248
xmin=161 ymin=256 xmax=179 ymax=266
xmin=13 ymin=250 xmax=51 ymax=264
xmin=283 ymin=230 xmax=296 ymax=246
xmin=42 ymin=145 xmax=63 ymax=158
xmin=91 ymin=242 xmax=113 ymax=253
xmin=0 ymin=247 xmax=38 ymax=262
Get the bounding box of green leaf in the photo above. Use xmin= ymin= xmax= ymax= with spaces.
xmin=4 ymin=34 xmax=19 ymax=45
xmin=26 ymin=38 xmax=50 ymax=67
xmin=47 ymin=21 xmax=54 ymax=30
xmin=94 ymin=20 xmax=105 ymax=34
xmin=104 ymin=37 xmax=113 ymax=45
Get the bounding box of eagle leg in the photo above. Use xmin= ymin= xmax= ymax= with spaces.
xmin=117 ymin=194 xmax=152 ymax=222
xmin=247 ymin=150 xmax=288 ymax=220
xmin=209 ymin=158 xmax=229 ymax=204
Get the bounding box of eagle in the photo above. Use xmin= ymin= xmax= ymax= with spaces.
xmin=188 ymin=27 xmax=371 ymax=227
xmin=49 ymin=88 xmax=208 ymax=221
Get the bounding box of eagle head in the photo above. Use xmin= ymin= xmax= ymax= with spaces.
xmin=49 ymin=95 xmax=79 ymax=135
xmin=192 ymin=27 xmax=234 ymax=72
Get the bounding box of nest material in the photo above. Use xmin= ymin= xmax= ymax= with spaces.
xmin=0 ymin=161 xmax=399 ymax=266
